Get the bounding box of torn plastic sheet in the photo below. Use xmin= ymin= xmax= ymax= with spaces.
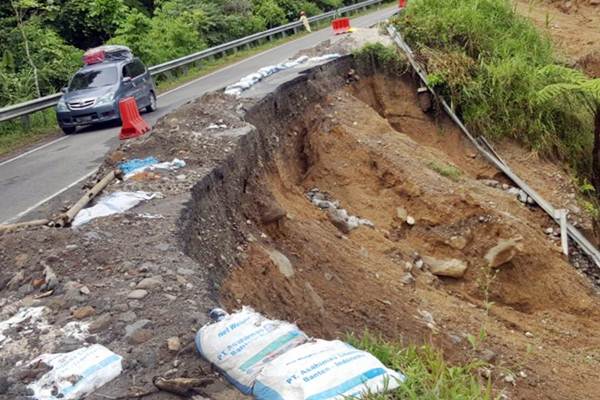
xmin=118 ymin=156 xmax=159 ymax=175
xmin=123 ymin=158 xmax=186 ymax=180
xmin=28 ymin=344 xmax=123 ymax=400
xmin=72 ymin=191 xmax=161 ymax=227
xmin=224 ymin=54 xmax=340 ymax=96
xmin=0 ymin=307 xmax=47 ymax=346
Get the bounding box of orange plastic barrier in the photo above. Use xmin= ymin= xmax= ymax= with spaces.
xmin=331 ymin=17 xmax=351 ymax=35
xmin=399 ymin=0 xmax=407 ymax=8
xmin=119 ymin=97 xmax=150 ymax=140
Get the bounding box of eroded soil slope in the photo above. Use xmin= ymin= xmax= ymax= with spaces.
xmin=517 ymin=0 xmax=600 ymax=77
xmin=221 ymin=72 xmax=600 ymax=400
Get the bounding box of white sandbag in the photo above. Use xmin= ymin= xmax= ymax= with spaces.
xmin=195 ymin=307 xmax=308 ymax=394
xmin=253 ymin=339 xmax=404 ymax=400
xmin=28 ymin=344 xmax=123 ymax=400
xmin=224 ymin=54 xmax=339 ymax=97
xmin=72 ymin=191 xmax=160 ymax=227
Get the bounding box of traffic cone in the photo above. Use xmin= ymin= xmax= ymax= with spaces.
xmin=119 ymin=97 xmax=150 ymax=140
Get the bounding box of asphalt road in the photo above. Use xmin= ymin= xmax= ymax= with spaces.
xmin=0 ymin=5 xmax=397 ymax=224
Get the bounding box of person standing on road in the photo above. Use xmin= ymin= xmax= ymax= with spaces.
xmin=300 ymin=11 xmax=312 ymax=32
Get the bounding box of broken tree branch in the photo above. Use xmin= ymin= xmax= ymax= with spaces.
xmin=55 ymin=169 xmax=121 ymax=227
xmin=0 ymin=219 xmax=50 ymax=233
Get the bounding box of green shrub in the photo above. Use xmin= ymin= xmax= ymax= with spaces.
xmin=354 ymin=43 xmax=407 ymax=76
xmin=395 ymin=0 xmax=596 ymax=177
xmin=348 ymin=332 xmax=493 ymax=399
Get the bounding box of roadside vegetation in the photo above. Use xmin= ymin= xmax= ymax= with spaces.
xmin=394 ymin=0 xmax=600 ymax=206
xmin=0 ymin=0 xmax=393 ymax=155
xmin=349 ymin=333 xmax=493 ymax=399
xmin=0 ymin=0 xmax=375 ymax=107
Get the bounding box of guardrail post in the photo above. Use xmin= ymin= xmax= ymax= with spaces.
xmin=293 ymin=27 xmax=298 ymax=34
xmin=555 ymin=209 xmax=569 ymax=256
xmin=20 ymin=115 xmax=31 ymax=131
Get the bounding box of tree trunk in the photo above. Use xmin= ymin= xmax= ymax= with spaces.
xmin=11 ymin=1 xmax=41 ymax=98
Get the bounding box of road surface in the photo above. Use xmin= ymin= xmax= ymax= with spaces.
xmin=0 ymin=5 xmax=397 ymax=223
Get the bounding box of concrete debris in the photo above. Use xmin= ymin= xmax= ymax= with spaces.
xmin=423 ymin=256 xmax=468 ymax=278
xmin=41 ymin=264 xmax=58 ymax=291
xmin=167 ymin=336 xmax=182 ymax=352
xmin=307 ymin=188 xmax=373 ymax=233
xmin=480 ymin=179 xmax=500 ymax=188
xmin=507 ymin=187 xmax=535 ymax=206
xmin=396 ymin=207 xmax=408 ymax=221
xmin=266 ymin=248 xmax=294 ymax=278
xmin=400 ymin=273 xmax=415 ymax=285
xmin=485 ymin=237 xmax=524 ymax=268
xmin=406 ymin=216 xmax=416 ymax=226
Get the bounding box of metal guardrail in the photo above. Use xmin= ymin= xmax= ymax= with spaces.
xmin=387 ymin=24 xmax=600 ymax=268
xmin=0 ymin=0 xmax=386 ymax=123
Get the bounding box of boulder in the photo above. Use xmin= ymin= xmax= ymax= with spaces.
xmin=423 ymin=256 xmax=468 ymax=278
xmin=485 ymin=237 xmax=523 ymax=268
xmin=266 ymin=248 xmax=294 ymax=278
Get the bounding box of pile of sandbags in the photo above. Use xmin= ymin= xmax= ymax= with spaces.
xmin=195 ymin=307 xmax=404 ymax=399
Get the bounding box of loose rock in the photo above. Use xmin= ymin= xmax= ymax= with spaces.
xmin=396 ymin=207 xmax=408 ymax=221
xmin=423 ymin=256 xmax=468 ymax=278
xmin=72 ymin=306 xmax=96 ymax=320
xmin=127 ymin=289 xmax=149 ymax=299
xmin=485 ymin=237 xmax=524 ymax=268
xmin=266 ymin=248 xmax=294 ymax=278
xmin=137 ymin=277 xmax=163 ymax=290
xmin=167 ymin=336 xmax=181 ymax=352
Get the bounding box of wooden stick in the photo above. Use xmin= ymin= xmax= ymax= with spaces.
xmin=55 ymin=169 xmax=119 ymax=227
xmin=0 ymin=218 xmax=50 ymax=233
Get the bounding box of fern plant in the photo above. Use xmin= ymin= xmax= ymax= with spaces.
xmin=533 ymin=65 xmax=600 ymax=195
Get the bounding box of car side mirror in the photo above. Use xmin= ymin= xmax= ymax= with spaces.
xmin=122 ymin=77 xmax=132 ymax=85
xmin=61 ymin=87 xmax=68 ymax=93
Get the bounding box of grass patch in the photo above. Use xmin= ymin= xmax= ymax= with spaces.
xmin=348 ymin=332 xmax=494 ymax=399
xmin=0 ymin=110 xmax=58 ymax=157
xmin=354 ymin=42 xmax=408 ymax=76
xmin=394 ymin=0 xmax=597 ymax=179
xmin=427 ymin=161 xmax=462 ymax=181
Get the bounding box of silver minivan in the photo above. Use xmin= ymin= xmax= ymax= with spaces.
xmin=56 ymin=46 xmax=157 ymax=135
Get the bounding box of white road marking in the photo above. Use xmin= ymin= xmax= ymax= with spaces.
xmin=1 ymin=168 xmax=98 ymax=224
xmin=0 ymin=136 xmax=68 ymax=168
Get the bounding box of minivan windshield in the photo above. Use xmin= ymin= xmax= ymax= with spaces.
xmin=69 ymin=66 xmax=117 ymax=91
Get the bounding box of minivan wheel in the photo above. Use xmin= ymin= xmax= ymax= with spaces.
xmin=146 ymin=92 xmax=157 ymax=112
xmin=61 ymin=126 xmax=76 ymax=135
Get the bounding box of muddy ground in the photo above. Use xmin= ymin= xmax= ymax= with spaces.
xmin=2 ymin=28 xmax=600 ymax=400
